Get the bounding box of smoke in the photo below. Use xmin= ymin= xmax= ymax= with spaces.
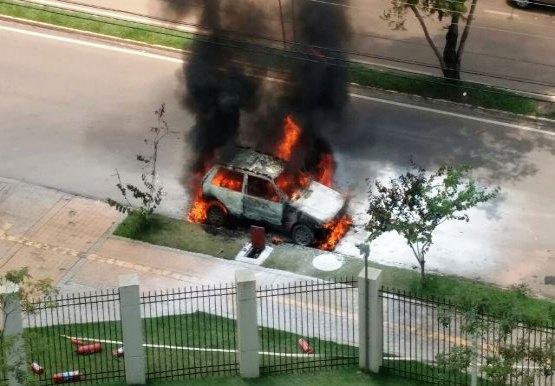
xmin=289 ymin=0 xmax=350 ymax=173
xmin=163 ymin=0 xmax=351 ymax=188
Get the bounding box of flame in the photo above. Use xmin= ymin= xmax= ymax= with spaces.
xmin=319 ymin=215 xmax=352 ymax=251
xmin=275 ymin=115 xmax=301 ymax=161
xmin=315 ymin=153 xmax=334 ymax=187
xmin=275 ymin=169 xmax=310 ymax=200
xmin=211 ymin=168 xmax=243 ymax=191
xmin=187 ymin=192 xmax=210 ymax=223
xmin=187 ymin=155 xmax=215 ymax=223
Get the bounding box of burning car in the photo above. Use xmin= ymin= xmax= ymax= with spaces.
xmin=199 ymin=148 xmax=348 ymax=246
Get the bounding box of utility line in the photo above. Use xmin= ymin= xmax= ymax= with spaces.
xmin=21 ymin=0 xmax=555 ymax=39
xmin=2 ymin=0 xmax=554 ymax=98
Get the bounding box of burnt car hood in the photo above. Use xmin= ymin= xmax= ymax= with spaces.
xmin=290 ymin=181 xmax=345 ymax=223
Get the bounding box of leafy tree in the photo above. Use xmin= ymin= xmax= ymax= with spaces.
xmin=365 ymin=163 xmax=498 ymax=280
xmin=108 ymin=104 xmax=177 ymax=226
xmin=382 ymin=0 xmax=479 ymax=81
xmin=0 ymin=267 xmax=57 ymax=384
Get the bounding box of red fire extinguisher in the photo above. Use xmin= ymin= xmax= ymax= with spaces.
xmin=298 ymin=338 xmax=314 ymax=354
xmin=52 ymin=370 xmax=81 ymax=384
xmin=31 ymin=362 xmax=44 ymax=375
xmin=75 ymin=343 xmax=102 ymax=355
xmin=70 ymin=338 xmax=85 ymax=346
xmin=112 ymin=346 xmax=124 ymax=359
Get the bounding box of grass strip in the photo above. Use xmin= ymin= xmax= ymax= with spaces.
xmin=113 ymin=213 xmax=248 ymax=259
xmin=1 ymin=0 xmax=552 ymax=117
xmin=0 ymin=0 xmax=192 ymax=49
xmin=350 ymin=64 xmax=539 ymax=115
xmin=114 ymin=213 xmax=555 ymax=326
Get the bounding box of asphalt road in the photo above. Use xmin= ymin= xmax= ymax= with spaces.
xmin=0 ymin=21 xmax=554 ymax=294
xmin=27 ymin=0 xmax=555 ymax=97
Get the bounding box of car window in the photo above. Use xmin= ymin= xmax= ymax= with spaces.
xmin=211 ymin=167 xmax=243 ymax=193
xmin=246 ymin=175 xmax=280 ymax=202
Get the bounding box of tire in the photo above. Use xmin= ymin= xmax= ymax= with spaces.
xmin=292 ymin=224 xmax=315 ymax=246
xmin=206 ymin=205 xmax=226 ymax=227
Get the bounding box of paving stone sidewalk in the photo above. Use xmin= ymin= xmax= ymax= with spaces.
xmin=0 ymin=177 xmax=315 ymax=294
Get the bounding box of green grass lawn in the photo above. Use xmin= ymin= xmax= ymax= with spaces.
xmin=1 ymin=0 xmax=552 ymax=118
xmin=113 ymin=213 xmax=248 ymax=259
xmin=25 ymin=311 xmax=357 ymax=383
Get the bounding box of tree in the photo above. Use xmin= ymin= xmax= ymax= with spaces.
xmin=107 ymin=104 xmax=177 ymax=226
xmin=382 ymin=0 xmax=479 ymax=81
xmin=365 ymin=163 xmax=498 ymax=280
xmin=0 ymin=267 xmax=57 ymax=384
xmin=436 ymin=286 xmax=555 ymax=385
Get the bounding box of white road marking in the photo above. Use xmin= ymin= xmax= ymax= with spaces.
xmin=0 ymin=25 xmax=182 ymax=64
xmin=484 ymin=9 xmax=519 ymax=17
xmin=1 ymin=24 xmax=554 ymax=136
xmin=351 ymin=94 xmax=555 ymax=137
xmin=61 ymin=335 xmax=319 ymax=357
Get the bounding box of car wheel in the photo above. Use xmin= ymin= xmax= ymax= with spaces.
xmin=207 ymin=205 xmax=227 ymax=227
xmin=292 ymin=224 xmax=315 ymax=246
xmin=513 ymin=0 xmax=529 ymax=8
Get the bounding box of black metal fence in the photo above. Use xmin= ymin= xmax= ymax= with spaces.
xmin=13 ymin=278 xmax=555 ymax=386
xmin=140 ymin=284 xmax=238 ymax=381
xmin=381 ymin=288 xmax=555 ymax=386
xmin=24 ymin=289 xmax=124 ymax=385
xmin=257 ymin=278 xmax=359 ymax=373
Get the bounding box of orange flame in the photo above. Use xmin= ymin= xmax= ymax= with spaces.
xmin=275 ymin=115 xmax=301 ymax=161
xmin=211 ymin=168 xmax=243 ymax=191
xmin=187 ymin=191 xmax=209 ymax=223
xmin=186 ymin=155 xmax=215 ymax=223
xmin=319 ymin=215 xmax=352 ymax=251
xmin=315 ymin=153 xmax=334 ymax=187
xmin=275 ymin=169 xmax=310 ymax=200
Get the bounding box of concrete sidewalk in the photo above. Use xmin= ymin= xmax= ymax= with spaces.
xmin=0 ymin=177 xmax=315 ymax=294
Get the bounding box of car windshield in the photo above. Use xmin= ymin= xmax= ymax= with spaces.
xmin=274 ymin=169 xmax=311 ymax=201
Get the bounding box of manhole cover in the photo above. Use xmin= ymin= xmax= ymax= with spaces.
xmin=312 ymin=253 xmax=344 ymax=271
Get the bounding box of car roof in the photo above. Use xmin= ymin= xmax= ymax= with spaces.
xmin=222 ymin=148 xmax=286 ymax=180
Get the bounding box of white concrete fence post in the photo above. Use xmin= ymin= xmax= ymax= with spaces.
xmin=358 ymin=267 xmax=383 ymax=373
xmin=235 ymin=269 xmax=259 ymax=378
xmin=118 ymin=274 xmax=145 ymax=385
xmin=1 ymin=282 xmax=26 ymax=386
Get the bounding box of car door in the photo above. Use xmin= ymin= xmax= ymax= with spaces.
xmin=243 ymin=174 xmax=284 ymax=226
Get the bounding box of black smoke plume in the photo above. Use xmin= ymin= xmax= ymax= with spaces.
xmin=163 ymin=0 xmax=350 ymax=188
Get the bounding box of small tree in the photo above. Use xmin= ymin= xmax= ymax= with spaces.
xmin=0 ymin=267 xmax=57 ymax=384
xmin=366 ymin=163 xmax=498 ymax=280
xmin=107 ymin=104 xmax=177 ymax=226
xmin=382 ymin=0 xmax=479 ymax=81
xmin=436 ymin=286 xmax=555 ymax=385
